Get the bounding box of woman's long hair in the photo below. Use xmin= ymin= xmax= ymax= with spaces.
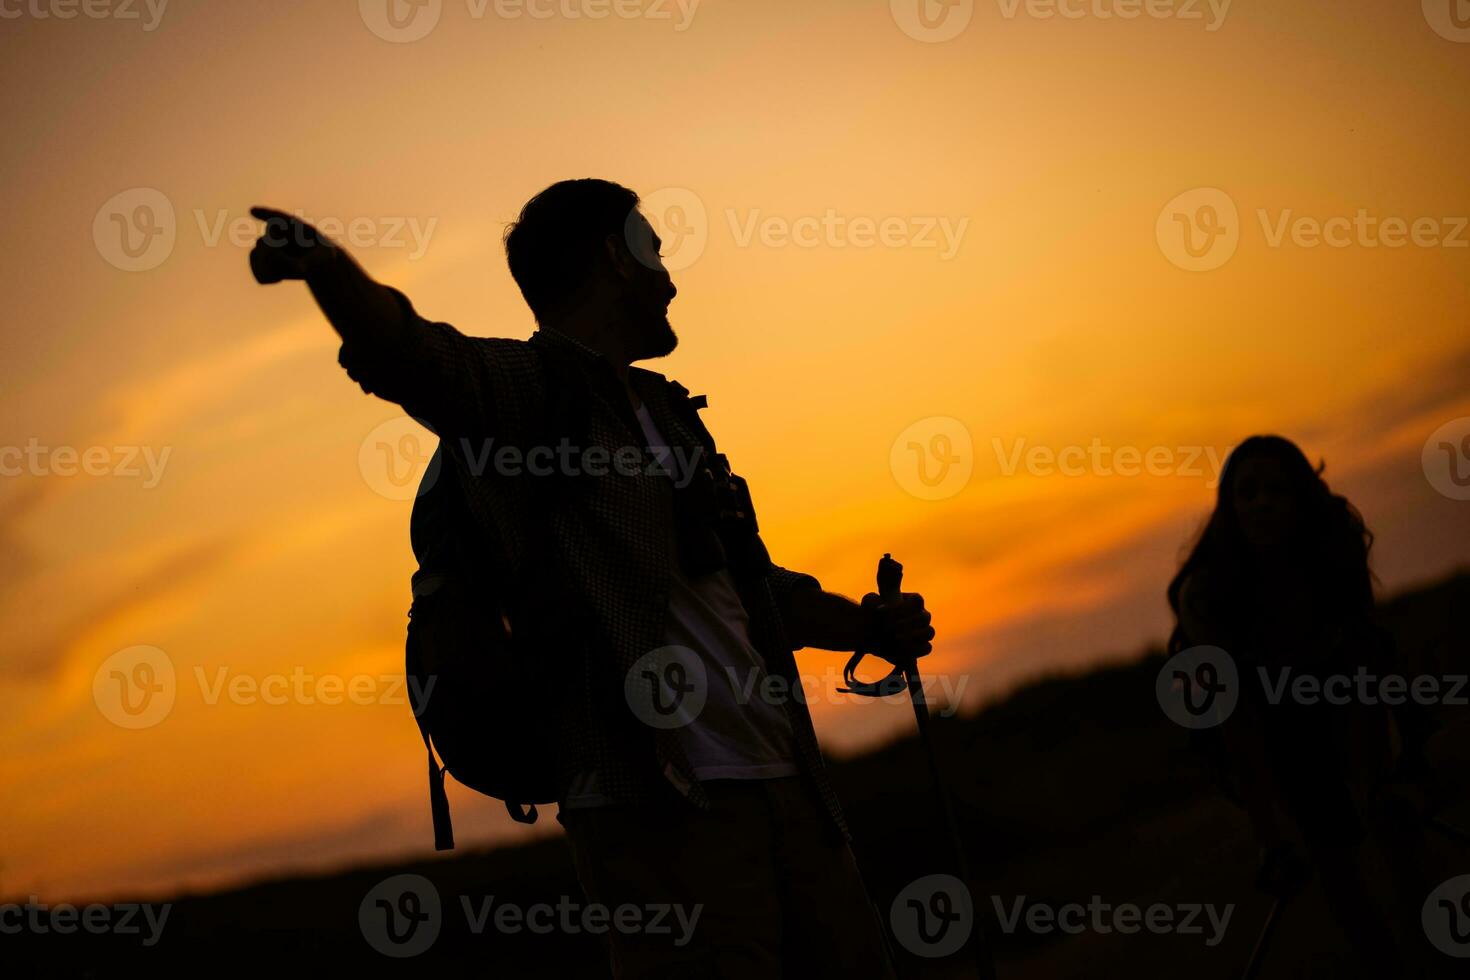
xmin=1166 ymin=435 xmax=1375 ymax=656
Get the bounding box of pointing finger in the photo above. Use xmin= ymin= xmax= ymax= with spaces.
xmin=250 ymin=206 xmax=296 ymax=224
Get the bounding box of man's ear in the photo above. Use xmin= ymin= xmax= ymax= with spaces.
xmin=603 ymin=232 xmax=638 ymax=281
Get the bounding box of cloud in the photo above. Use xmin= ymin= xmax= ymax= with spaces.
xmin=0 ymin=534 xmax=240 ymax=682
xmin=0 ymin=481 xmax=59 ymax=596
xmin=100 ymin=320 xmax=331 ymax=446
xmin=1309 ymin=333 xmax=1470 ymax=452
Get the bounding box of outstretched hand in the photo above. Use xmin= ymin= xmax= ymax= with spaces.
xmin=861 ymin=592 xmax=934 ymax=666
xmin=249 ymin=206 xmax=338 ymax=284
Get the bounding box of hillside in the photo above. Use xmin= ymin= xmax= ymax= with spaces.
xmin=10 ymin=572 xmax=1468 ymax=978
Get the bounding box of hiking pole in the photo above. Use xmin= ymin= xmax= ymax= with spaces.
xmin=1240 ymin=846 xmax=1313 ymax=980
xmin=1240 ymin=895 xmax=1287 ymax=980
xmin=842 ymin=554 xmax=997 ymax=980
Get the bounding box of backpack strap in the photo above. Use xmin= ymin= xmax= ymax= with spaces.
xmin=413 ymin=701 xmax=455 ymax=850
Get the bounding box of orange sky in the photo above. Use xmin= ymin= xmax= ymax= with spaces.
xmin=2 ymin=0 xmax=1469 ymax=903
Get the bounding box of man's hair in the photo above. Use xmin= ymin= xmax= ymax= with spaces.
xmin=503 ymin=178 xmax=641 ymax=323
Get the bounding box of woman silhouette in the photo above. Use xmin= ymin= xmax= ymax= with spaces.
xmin=1167 ymin=435 xmax=1426 ymax=973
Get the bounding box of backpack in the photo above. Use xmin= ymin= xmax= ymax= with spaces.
xmin=403 ymin=346 xmax=587 ymax=851
xmin=404 ymin=450 xmax=564 ymax=850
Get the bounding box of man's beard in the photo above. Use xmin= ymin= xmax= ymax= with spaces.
xmin=615 ymin=289 xmax=678 ymax=361
xmin=633 ymin=313 xmax=678 ymax=361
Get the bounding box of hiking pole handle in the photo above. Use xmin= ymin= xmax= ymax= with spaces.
xmin=880 ymin=553 xmax=930 ymax=718
xmin=836 ymin=553 xmax=909 ymax=697
xmin=877 ymin=552 xmax=903 ymax=602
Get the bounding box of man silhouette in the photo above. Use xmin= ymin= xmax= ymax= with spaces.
xmin=250 ymin=179 xmax=933 ymax=978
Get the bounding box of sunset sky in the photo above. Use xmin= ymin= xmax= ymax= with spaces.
xmin=3 ymin=0 xmax=1468 ymax=903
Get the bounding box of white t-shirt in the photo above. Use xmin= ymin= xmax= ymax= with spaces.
xmin=560 ymin=405 xmax=798 ymax=807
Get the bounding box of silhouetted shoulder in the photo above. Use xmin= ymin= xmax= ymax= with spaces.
xmin=336 ymin=285 xmax=552 ymax=436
